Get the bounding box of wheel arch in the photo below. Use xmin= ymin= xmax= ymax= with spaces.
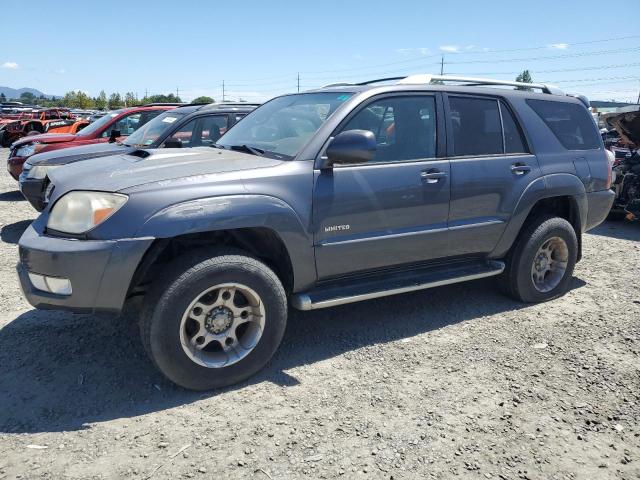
xmin=130 ymin=195 xmax=316 ymax=297
xmin=491 ymin=174 xmax=587 ymax=260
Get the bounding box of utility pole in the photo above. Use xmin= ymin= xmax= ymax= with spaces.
xmin=440 ymin=55 xmax=444 ymax=75
xmin=176 ymin=86 xmax=179 ymax=100
xmin=297 ymin=73 xmax=300 ymax=93
xmin=636 ymin=80 xmax=640 ymax=104
xmin=222 ymin=80 xmax=225 ymax=102
xmin=145 ymin=89 xmax=148 ymax=99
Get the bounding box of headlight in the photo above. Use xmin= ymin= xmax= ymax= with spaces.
xmin=47 ymin=191 xmax=128 ymax=234
xmin=26 ymin=164 xmax=60 ymax=180
xmin=16 ymin=144 xmax=37 ymax=157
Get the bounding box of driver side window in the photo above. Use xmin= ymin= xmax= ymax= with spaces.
xmin=338 ymin=95 xmax=437 ymax=164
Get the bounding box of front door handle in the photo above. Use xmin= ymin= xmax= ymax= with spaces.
xmin=510 ymin=163 xmax=532 ymax=175
xmin=420 ymin=169 xmax=447 ymax=184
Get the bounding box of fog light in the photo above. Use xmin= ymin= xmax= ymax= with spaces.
xmin=28 ymin=272 xmax=72 ymax=296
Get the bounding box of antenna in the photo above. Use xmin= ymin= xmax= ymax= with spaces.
xmin=222 ymin=80 xmax=225 ymax=102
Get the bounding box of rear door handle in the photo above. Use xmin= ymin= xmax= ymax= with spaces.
xmin=420 ymin=169 xmax=447 ymax=184
xmin=510 ymin=163 xmax=532 ymax=175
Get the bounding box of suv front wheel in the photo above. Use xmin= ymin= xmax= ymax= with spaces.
xmin=502 ymin=215 xmax=578 ymax=303
xmin=140 ymin=249 xmax=287 ymax=390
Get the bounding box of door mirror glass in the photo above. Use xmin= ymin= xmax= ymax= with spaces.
xmin=163 ymin=137 xmax=183 ymax=148
xmin=324 ymin=129 xmax=377 ymax=167
xmin=108 ymin=129 xmax=121 ymax=143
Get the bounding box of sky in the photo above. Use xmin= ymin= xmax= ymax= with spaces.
xmin=1 ymin=0 xmax=639 ymax=103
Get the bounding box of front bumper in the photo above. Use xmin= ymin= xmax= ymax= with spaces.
xmin=18 ymin=175 xmax=47 ymax=211
xmin=585 ymin=189 xmax=616 ymax=231
xmin=18 ymin=224 xmax=154 ymax=314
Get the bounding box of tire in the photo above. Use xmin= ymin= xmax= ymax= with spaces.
xmin=140 ymin=248 xmax=287 ymax=390
xmin=501 ymin=215 xmax=577 ymax=303
xmin=0 ymin=131 xmax=11 ymax=148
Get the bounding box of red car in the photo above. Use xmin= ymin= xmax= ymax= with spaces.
xmin=6 ymin=105 xmax=176 ymax=179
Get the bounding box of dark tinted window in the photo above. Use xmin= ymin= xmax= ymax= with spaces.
xmin=200 ymin=115 xmax=228 ymax=146
xmin=500 ymin=101 xmax=527 ymax=154
xmin=527 ymin=99 xmax=600 ymax=150
xmin=339 ymin=95 xmax=437 ymax=163
xmin=449 ymin=97 xmax=502 ymax=156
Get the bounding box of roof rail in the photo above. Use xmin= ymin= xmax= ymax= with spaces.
xmin=321 ymin=82 xmax=357 ymax=88
xmin=397 ymin=74 xmax=564 ymax=95
xmin=142 ymin=102 xmax=189 ymax=107
xmin=321 ymin=74 xmax=564 ymax=95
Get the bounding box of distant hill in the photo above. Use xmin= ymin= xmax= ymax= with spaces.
xmin=590 ymin=100 xmax=638 ymax=109
xmin=0 ymin=86 xmax=56 ymax=99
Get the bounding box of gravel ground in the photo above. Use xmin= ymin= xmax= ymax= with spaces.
xmin=0 ymin=146 xmax=638 ymax=480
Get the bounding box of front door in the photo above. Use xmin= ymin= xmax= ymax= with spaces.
xmin=444 ymin=94 xmax=541 ymax=256
xmin=313 ymin=93 xmax=450 ymax=280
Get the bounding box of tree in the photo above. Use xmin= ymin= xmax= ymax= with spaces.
xmin=94 ymin=90 xmax=107 ymax=110
xmin=515 ymin=70 xmax=533 ymax=91
xmin=0 ymin=93 xmax=6 ymax=102
xmin=124 ymin=91 xmax=138 ymax=106
xmin=191 ymin=96 xmax=214 ymax=104
xmin=108 ymin=92 xmax=123 ymax=109
xmin=19 ymin=91 xmax=36 ymax=104
xmin=140 ymin=93 xmax=182 ymax=104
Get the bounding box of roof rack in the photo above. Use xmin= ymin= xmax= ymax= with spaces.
xmin=142 ymin=102 xmax=189 ymax=107
xmin=322 ymin=74 xmax=564 ymax=95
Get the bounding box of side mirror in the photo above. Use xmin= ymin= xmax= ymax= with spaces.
xmin=322 ymin=129 xmax=377 ymax=169
xmin=163 ymin=137 xmax=183 ymax=148
xmin=108 ymin=129 xmax=121 ymax=143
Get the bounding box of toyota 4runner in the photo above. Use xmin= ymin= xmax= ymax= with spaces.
xmin=17 ymin=75 xmax=615 ymax=390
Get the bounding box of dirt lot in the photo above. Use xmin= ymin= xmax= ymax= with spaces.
xmin=0 ymin=147 xmax=638 ymax=480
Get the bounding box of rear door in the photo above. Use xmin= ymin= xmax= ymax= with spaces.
xmin=313 ymin=93 xmax=450 ymax=280
xmin=445 ymin=94 xmax=539 ymax=256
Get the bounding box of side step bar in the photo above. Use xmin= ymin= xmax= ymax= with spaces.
xmin=291 ymin=260 xmax=505 ymax=311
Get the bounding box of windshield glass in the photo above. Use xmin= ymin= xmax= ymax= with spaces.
xmin=216 ymin=92 xmax=354 ymax=158
xmin=123 ymin=111 xmax=186 ymax=147
xmin=76 ymin=110 xmax=122 ymax=137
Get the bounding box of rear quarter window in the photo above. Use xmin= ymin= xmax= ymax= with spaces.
xmin=527 ymin=99 xmax=600 ymax=151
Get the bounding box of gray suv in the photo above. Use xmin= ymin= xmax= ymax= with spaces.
xmin=17 ymin=75 xmax=614 ymax=390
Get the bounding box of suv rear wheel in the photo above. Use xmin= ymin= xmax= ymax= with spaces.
xmin=501 ymin=215 xmax=577 ymax=303
xmin=140 ymin=249 xmax=287 ymax=390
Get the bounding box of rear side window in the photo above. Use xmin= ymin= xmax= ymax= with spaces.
xmin=449 ymin=97 xmax=502 ymax=156
xmin=499 ymin=101 xmax=527 ymax=154
xmin=527 ymin=99 xmax=600 ymax=150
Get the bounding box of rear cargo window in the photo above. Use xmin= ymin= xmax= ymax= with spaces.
xmin=527 ymin=99 xmax=600 ymax=150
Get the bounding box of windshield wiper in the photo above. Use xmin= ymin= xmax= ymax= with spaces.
xmin=228 ymin=144 xmax=265 ymax=156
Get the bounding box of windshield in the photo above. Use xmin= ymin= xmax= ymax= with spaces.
xmin=76 ymin=110 xmax=122 ymax=137
xmin=216 ymin=92 xmax=353 ymax=158
xmin=123 ymin=111 xmax=186 ymax=147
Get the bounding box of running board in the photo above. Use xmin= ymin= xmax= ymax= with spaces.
xmin=291 ymin=260 xmax=505 ymax=311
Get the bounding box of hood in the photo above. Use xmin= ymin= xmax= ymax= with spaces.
xmin=27 ymin=142 xmax=133 ymax=167
xmin=47 ymin=147 xmax=284 ymax=193
xmin=13 ymin=132 xmax=77 ymax=146
xmin=604 ymin=106 xmax=640 ymax=146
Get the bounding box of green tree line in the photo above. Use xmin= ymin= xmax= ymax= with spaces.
xmin=0 ymin=90 xmax=216 ymax=109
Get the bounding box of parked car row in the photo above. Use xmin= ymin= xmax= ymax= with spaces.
xmin=7 ymin=75 xmax=616 ymax=390
xmin=19 ymin=102 xmax=257 ymax=210
xmin=0 ymin=107 xmax=90 ymax=148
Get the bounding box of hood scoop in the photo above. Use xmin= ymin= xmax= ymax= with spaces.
xmin=129 ymin=149 xmax=152 ymax=159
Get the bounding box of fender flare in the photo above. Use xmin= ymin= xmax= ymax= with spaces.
xmin=136 ymin=194 xmax=316 ymax=291
xmin=490 ymin=173 xmax=587 ymax=258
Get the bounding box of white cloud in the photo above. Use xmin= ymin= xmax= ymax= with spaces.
xmin=439 ymin=45 xmax=460 ymax=53
xmin=396 ymin=47 xmax=431 ymax=56
xmin=548 ymin=43 xmax=569 ymax=50
xmin=1 ymin=61 xmax=19 ymax=69
xmin=353 ymin=54 xmax=364 ymax=60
